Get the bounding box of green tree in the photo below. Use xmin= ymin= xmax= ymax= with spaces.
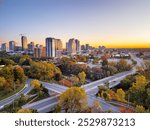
xmin=101 ymin=91 xmax=111 ymax=100
xmin=0 ymin=65 xmax=14 ymax=79
xmin=127 ymin=75 xmax=150 ymax=108
xmin=96 ymin=85 xmax=108 ymax=97
xmin=19 ymin=55 xmax=32 ymax=66
xmin=120 ymin=75 xmax=135 ymax=90
xmin=0 ymin=58 xmax=16 ymax=65
xmin=14 ymin=66 xmax=26 ymax=83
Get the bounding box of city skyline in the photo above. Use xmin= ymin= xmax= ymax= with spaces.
xmin=0 ymin=0 xmax=150 ymax=48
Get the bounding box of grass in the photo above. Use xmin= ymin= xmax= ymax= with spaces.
xmin=0 ymin=84 xmax=25 ymax=101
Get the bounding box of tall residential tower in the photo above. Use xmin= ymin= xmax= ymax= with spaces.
xmin=46 ymin=37 xmax=63 ymax=57
xmin=9 ymin=41 xmax=16 ymax=51
xmin=21 ymin=36 xmax=28 ymax=51
xmin=67 ymin=38 xmax=80 ymax=55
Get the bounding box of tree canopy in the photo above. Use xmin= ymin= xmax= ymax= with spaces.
xmin=28 ymin=61 xmax=62 ymax=81
xmin=59 ymin=87 xmax=88 ymax=112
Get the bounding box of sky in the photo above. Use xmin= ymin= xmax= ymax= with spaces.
xmin=0 ymin=0 xmax=150 ymax=48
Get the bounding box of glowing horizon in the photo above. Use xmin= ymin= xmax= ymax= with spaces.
xmin=1 ymin=36 xmax=150 ymax=49
xmin=0 ymin=0 xmax=150 ymax=48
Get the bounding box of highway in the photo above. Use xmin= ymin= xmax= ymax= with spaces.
xmin=20 ymin=55 xmax=142 ymax=112
xmin=86 ymin=80 xmax=121 ymax=95
xmin=130 ymin=53 xmax=145 ymax=68
xmin=21 ymin=94 xmax=120 ymax=113
xmin=0 ymin=79 xmax=32 ymax=110
xmin=83 ymin=69 xmax=136 ymax=95
xmin=84 ymin=53 xmax=145 ymax=95
xmin=1 ymin=53 xmax=144 ymax=112
xmin=0 ymin=80 xmax=67 ymax=111
xmin=40 ymin=81 xmax=68 ymax=94
xmin=20 ymin=67 xmax=137 ymax=113
xmin=20 ymin=75 xmax=127 ymax=113
xmin=22 ymin=95 xmax=59 ymax=113
xmin=87 ymin=95 xmax=119 ymax=112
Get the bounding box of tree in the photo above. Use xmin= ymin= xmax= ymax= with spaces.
xmin=93 ymin=58 xmax=99 ymax=64
xmin=19 ymin=55 xmax=32 ymax=66
xmin=0 ymin=65 xmax=14 ymax=93
xmin=132 ymin=75 xmax=148 ymax=90
xmin=0 ymin=77 xmax=6 ymax=90
xmin=96 ymin=85 xmax=108 ymax=97
xmin=120 ymin=75 xmax=135 ymax=90
xmin=101 ymin=90 xmax=111 ymax=100
xmin=58 ymin=57 xmax=88 ymax=76
xmin=59 ymin=87 xmax=88 ymax=112
xmin=17 ymin=109 xmax=33 ymax=113
xmin=127 ymin=75 xmax=150 ymax=108
xmin=135 ymin=105 xmax=146 ymax=113
xmin=101 ymin=55 xmax=108 ymax=66
xmin=70 ymin=76 xmax=79 ymax=86
xmin=0 ymin=65 xmax=14 ymax=79
xmin=91 ymin=100 xmax=103 ymax=113
xmin=131 ymin=59 xmax=137 ymax=65
xmin=18 ymin=94 xmax=29 ymax=104
xmin=78 ymin=71 xmax=86 ymax=85
xmin=29 ymin=61 xmax=62 ymax=81
xmin=14 ymin=66 xmax=26 ymax=83
xmin=30 ymin=79 xmax=41 ymax=91
xmin=136 ymin=62 xmax=150 ymax=80
xmin=90 ymin=67 xmax=104 ymax=80
xmin=115 ymin=88 xmax=126 ymax=102
xmin=105 ymin=82 xmax=110 ymax=89
xmin=0 ymin=58 xmax=16 ymax=65
xmin=116 ymin=59 xmax=132 ymax=72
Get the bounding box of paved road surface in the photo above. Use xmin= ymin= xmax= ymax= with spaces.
xmin=41 ymin=81 xmax=67 ymax=94
xmin=22 ymin=94 xmax=120 ymax=113
xmin=1 ymin=53 xmax=142 ymax=112
xmin=0 ymin=79 xmax=32 ymax=110
xmin=22 ymin=95 xmax=59 ymax=113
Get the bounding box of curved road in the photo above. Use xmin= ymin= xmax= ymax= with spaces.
xmin=1 ymin=53 xmax=143 ymax=112
xmin=0 ymin=79 xmax=32 ymax=110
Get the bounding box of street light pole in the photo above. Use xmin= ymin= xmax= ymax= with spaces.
xmin=13 ymin=81 xmax=16 ymax=110
xmin=128 ymin=94 xmax=130 ymax=106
